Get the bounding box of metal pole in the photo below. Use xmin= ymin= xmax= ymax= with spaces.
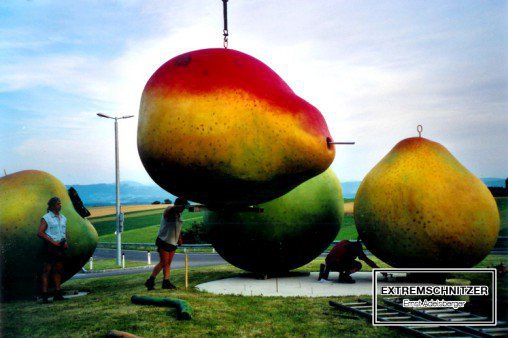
xmin=185 ymin=254 xmax=189 ymax=290
xmin=115 ymin=118 xmax=121 ymax=266
xmin=97 ymin=113 xmax=133 ymax=266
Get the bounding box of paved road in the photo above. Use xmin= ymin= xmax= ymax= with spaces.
xmin=93 ymin=248 xmax=167 ymax=262
xmin=72 ymin=247 xmax=507 ymax=280
xmin=72 ymin=248 xmax=228 ymax=280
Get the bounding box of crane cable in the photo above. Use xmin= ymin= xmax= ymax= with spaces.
xmin=222 ymin=0 xmax=229 ymax=48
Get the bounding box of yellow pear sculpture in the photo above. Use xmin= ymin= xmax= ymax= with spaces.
xmin=354 ymin=131 xmax=499 ymax=268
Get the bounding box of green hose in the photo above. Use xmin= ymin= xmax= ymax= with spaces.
xmin=131 ymin=295 xmax=192 ymax=320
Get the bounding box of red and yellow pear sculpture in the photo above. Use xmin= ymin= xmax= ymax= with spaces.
xmin=138 ymin=48 xmax=335 ymax=207
xmin=354 ymin=135 xmax=499 ymax=268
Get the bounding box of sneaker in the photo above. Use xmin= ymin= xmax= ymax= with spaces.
xmin=318 ymin=264 xmax=326 ymax=281
xmin=338 ymin=273 xmax=356 ymax=284
xmin=145 ymin=277 xmax=155 ymax=291
xmin=53 ymin=290 xmax=66 ymax=301
xmin=162 ymin=279 xmax=177 ymax=290
xmin=41 ymin=292 xmax=50 ymax=304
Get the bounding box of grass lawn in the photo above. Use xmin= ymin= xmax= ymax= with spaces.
xmin=2 ymin=254 xmax=505 ymax=337
xmin=0 ymin=261 xmax=405 ymax=337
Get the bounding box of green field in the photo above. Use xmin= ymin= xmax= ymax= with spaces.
xmin=92 ymin=198 xmax=507 ymax=243
xmin=91 ymin=209 xmax=204 ymax=242
xmin=93 ymin=209 xmax=357 ymax=242
xmin=337 ymin=214 xmax=358 ymax=240
xmin=340 ymin=197 xmax=507 ymax=239
xmin=497 ymin=197 xmax=508 ymax=235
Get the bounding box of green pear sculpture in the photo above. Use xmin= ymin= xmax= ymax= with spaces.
xmin=0 ymin=170 xmax=98 ymax=299
xmin=204 ymin=168 xmax=343 ymax=274
xmin=354 ymin=136 xmax=499 ymax=268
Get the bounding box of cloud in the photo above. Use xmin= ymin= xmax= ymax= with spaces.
xmin=1 ymin=1 xmax=506 ymax=185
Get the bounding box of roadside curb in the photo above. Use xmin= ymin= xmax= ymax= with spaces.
xmin=80 ymin=265 xmax=154 ymax=274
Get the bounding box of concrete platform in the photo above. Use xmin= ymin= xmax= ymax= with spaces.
xmin=196 ymin=271 xmax=374 ymax=297
xmin=36 ymin=291 xmax=89 ymax=303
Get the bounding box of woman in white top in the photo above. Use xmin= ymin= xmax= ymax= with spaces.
xmin=37 ymin=197 xmax=68 ymax=303
xmin=145 ymin=197 xmax=188 ymax=290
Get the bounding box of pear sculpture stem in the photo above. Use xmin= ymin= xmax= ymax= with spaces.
xmin=327 ymin=140 xmax=355 ymax=145
xmin=417 ymin=125 xmax=423 ymax=137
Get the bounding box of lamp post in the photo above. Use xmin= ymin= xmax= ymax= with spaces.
xmin=97 ymin=113 xmax=134 ymax=266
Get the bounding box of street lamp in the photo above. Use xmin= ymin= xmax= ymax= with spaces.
xmin=97 ymin=113 xmax=134 ymax=266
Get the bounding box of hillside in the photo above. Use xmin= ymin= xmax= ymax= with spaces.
xmin=68 ymin=178 xmax=505 ymax=206
xmin=66 ymin=181 xmax=177 ymax=206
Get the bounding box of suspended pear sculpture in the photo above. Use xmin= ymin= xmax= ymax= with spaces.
xmin=137 ymin=48 xmax=335 ymax=207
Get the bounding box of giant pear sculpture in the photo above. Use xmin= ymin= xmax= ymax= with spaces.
xmin=138 ymin=48 xmax=335 ymax=207
xmin=204 ymin=169 xmax=343 ymax=274
xmin=354 ymin=136 xmax=499 ymax=268
xmin=0 ymin=170 xmax=98 ymax=299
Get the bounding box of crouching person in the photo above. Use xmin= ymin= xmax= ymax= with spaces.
xmin=319 ymin=239 xmax=380 ymax=283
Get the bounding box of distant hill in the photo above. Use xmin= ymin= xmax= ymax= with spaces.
xmin=66 ymin=182 xmax=177 ymax=206
xmin=341 ymin=181 xmax=362 ymax=199
xmin=482 ymin=178 xmax=506 ymax=188
xmin=68 ymin=177 xmax=505 ymax=205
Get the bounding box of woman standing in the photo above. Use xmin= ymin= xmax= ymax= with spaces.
xmin=37 ymin=197 xmax=68 ymax=303
xmin=145 ymin=197 xmax=188 ymax=290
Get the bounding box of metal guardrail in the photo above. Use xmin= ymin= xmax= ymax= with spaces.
xmin=96 ymin=241 xmax=345 ymax=250
xmin=98 ymin=242 xmax=214 ymax=249
xmin=98 ymin=237 xmax=507 ymax=252
xmin=495 ymin=236 xmax=508 ymax=246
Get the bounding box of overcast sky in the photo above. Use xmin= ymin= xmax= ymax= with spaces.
xmin=1 ymin=0 xmax=507 ymax=186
